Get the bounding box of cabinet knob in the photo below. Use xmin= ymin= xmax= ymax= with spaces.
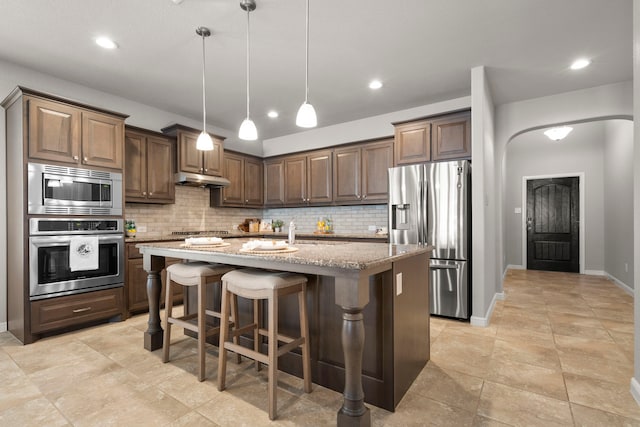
xmin=73 ymin=155 xmax=79 ymax=160
xmin=142 ymin=191 xmax=147 ymax=196
xmin=362 ymin=194 xmax=367 ymax=199
xmin=149 ymin=192 xmax=153 ymax=196
xmin=200 ymin=168 xmax=204 ymax=172
xmin=83 ymin=157 xmax=88 ymax=162
xmin=204 ymin=168 xmax=208 ymax=172
xmin=245 ymin=199 xmax=248 ymax=203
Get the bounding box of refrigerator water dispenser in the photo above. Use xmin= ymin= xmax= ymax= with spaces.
xmin=391 ymin=204 xmax=411 ymax=230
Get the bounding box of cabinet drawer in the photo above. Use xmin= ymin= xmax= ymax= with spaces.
xmin=31 ymin=287 xmax=124 ymax=333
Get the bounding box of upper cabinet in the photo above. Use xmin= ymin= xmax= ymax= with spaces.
xmin=27 ymin=95 xmax=125 ymax=171
xmin=393 ymin=119 xmax=431 ymax=165
xmin=212 ymin=151 xmax=263 ymax=208
xmin=334 ymin=139 xmax=393 ymax=204
xmin=393 ymin=109 xmax=471 ymax=165
xmin=284 ymin=149 xmax=332 ymax=206
xmin=264 ymin=158 xmax=285 ymax=207
xmin=162 ymin=124 xmax=224 ymax=177
xmin=125 ymin=127 xmax=175 ymax=204
xmin=431 ymin=111 xmax=471 ymax=161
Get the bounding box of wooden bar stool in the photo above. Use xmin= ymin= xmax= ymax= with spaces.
xmin=162 ymin=261 xmax=235 ymax=382
xmin=217 ymin=268 xmax=312 ymax=420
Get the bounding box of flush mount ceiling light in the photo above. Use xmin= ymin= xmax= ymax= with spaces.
xmin=369 ymin=79 xmax=383 ymax=90
xmin=570 ymin=58 xmax=591 ymax=70
xmin=195 ymin=27 xmax=214 ymax=151
xmin=544 ymin=126 xmax=573 ymax=141
xmin=238 ymin=0 xmax=258 ymax=141
xmin=95 ymin=36 xmax=118 ymax=49
xmin=267 ymin=110 xmax=279 ymax=118
xmin=296 ymin=0 xmax=317 ymax=128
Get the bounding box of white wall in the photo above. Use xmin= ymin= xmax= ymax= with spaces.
xmin=470 ymin=66 xmax=499 ymax=326
xmin=262 ymin=97 xmax=471 ymax=157
xmin=504 ymin=122 xmax=606 ymax=271
xmin=632 ymin=0 xmax=640 ymax=400
xmin=603 ymin=120 xmax=635 ymax=288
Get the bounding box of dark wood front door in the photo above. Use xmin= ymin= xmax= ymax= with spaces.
xmin=526 ymin=177 xmax=579 ymax=272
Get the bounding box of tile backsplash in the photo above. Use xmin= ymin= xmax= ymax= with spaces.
xmin=125 ymin=186 xmax=388 ymax=237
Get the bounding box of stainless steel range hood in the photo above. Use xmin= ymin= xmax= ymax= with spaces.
xmin=174 ymin=172 xmax=231 ymax=187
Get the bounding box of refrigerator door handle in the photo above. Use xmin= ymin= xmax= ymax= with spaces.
xmin=429 ymin=264 xmax=460 ymax=270
xmin=417 ymin=179 xmax=424 ymax=245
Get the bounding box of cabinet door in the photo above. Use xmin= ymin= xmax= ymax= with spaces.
xmin=333 ymin=146 xmax=361 ymax=203
xmin=127 ymin=258 xmax=150 ymax=313
xmin=146 ymin=135 xmax=175 ymax=202
xmin=284 ymin=155 xmax=307 ymax=205
xmin=27 ymin=97 xmax=81 ymax=164
xmin=431 ymin=112 xmax=471 ymax=161
xmin=81 ymin=111 xmax=124 ymax=170
xmin=244 ymin=157 xmax=264 ymax=206
xmin=307 ymin=150 xmax=333 ymax=204
xmin=221 ymin=152 xmax=244 ymax=205
xmin=362 ymin=139 xmax=393 ymax=202
xmin=178 ymin=131 xmax=203 ymax=174
xmin=264 ymin=159 xmax=285 ymax=206
xmin=394 ymin=120 xmax=431 ymax=165
xmin=124 ymin=130 xmax=147 ymax=201
xmin=203 ymin=138 xmax=223 ymax=176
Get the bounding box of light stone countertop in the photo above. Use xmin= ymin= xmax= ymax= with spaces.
xmin=126 ymin=231 xmax=388 ymax=244
xmin=136 ymin=238 xmax=429 ymax=271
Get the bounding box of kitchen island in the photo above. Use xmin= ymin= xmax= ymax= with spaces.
xmin=137 ymin=239 xmax=431 ymax=426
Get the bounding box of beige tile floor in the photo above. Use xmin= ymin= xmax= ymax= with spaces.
xmin=1 ymin=269 xmax=639 ymax=426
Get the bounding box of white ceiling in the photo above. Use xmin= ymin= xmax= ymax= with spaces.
xmin=0 ymin=0 xmax=632 ymax=140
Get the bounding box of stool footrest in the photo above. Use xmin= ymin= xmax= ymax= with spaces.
xmin=229 ymin=323 xmax=258 ymax=337
xmin=277 ymin=337 xmax=305 ymax=356
xmin=257 ymin=328 xmax=296 ymax=344
xmin=168 ymin=316 xmax=199 ymax=332
xmin=224 ymin=342 xmax=269 ymax=365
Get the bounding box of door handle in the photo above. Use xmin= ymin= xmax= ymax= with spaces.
xmin=527 ymin=217 xmax=533 ymax=231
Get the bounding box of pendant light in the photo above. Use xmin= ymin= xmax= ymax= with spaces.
xmin=238 ymin=0 xmax=258 ymax=141
xmin=296 ymin=0 xmax=317 ymax=128
xmin=195 ymin=26 xmax=214 ymax=151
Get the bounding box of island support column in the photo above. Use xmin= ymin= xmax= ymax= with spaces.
xmin=335 ymin=274 xmax=371 ymax=427
xmin=143 ymin=254 xmax=165 ymax=351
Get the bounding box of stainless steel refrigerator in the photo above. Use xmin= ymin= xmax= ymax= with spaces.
xmin=388 ymin=160 xmax=471 ymax=319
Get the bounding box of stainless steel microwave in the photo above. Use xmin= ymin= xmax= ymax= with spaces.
xmin=28 ymin=162 xmax=123 ymax=215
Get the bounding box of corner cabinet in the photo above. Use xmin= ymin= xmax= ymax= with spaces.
xmin=162 ymin=124 xmax=224 ymax=177
xmin=125 ymin=127 xmax=175 ymax=204
xmin=211 ymin=151 xmax=263 ymax=208
xmin=393 ymin=109 xmax=471 ymax=165
xmin=284 ymin=149 xmax=333 ymax=206
xmin=27 ymin=94 xmax=125 ymax=171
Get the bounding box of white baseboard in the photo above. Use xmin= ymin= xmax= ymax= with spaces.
xmin=584 ymin=269 xmax=606 ymax=276
xmin=470 ymin=291 xmax=504 ymax=327
xmin=507 ymin=264 xmax=525 ymax=270
xmin=631 ymin=378 xmax=640 ymax=406
xmin=606 ymin=273 xmax=633 ymax=296
xmin=0 ymin=322 xmax=6 ymax=333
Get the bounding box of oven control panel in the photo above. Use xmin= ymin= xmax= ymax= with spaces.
xmin=29 ymin=218 xmax=123 ymax=235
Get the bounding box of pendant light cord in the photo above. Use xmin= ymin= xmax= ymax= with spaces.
xmin=304 ymin=0 xmax=309 ymax=103
xmin=201 ymin=31 xmax=207 ymax=132
xmin=246 ymin=7 xmax=251 ymax=118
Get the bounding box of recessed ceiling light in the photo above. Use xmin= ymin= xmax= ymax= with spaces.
xmin=95 ymin=37 xmax=118 ymax=49
xmin=369 ymin=79 xmax=383 ymax=90
xmin=570 ymin=58 xmax=591 ymax=70
xmin=267 ymin=110 xmax=279 ymax=118
xmin=171 ymin=0 xmax=184 ymax=4
xmin=544 ymin=126 xmax=573 ymax=141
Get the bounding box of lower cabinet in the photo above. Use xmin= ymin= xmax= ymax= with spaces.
xmin=126 ymin=242 xmax=182 ymax=315
xmin=31 ymin=287 xmax=124 ymax=334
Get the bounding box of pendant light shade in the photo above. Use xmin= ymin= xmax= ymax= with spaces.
xmin=296 ymin=0 xmax=317 ymax=128
xmin=239 ymin=0 xmax=258 ymax=141
xmin=196 ymin=26 xmax=214 ymax=151
xmin=544 ymin=126 xmax=573 ymax=141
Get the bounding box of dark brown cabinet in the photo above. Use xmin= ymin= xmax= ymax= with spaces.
xmin=264 ymin=158 xmax=286 ymax=206
xmin=27 ymin=95 xmax=125 ymax=170
xmin=334 ymin=139 xmax=393 ymax=204
xmin=125 ymin=127 xmax=175 ymax=204
xmin=125 ymin=242 xmax=181 ymax=315
xmin=393 ymin=110 xmax=471 ymax=165
xmin=284 ymin=150 xmax=333 ymax=205
xmin=162 ymin=124 xmax=224 ymax=177
xmin=212 ymin=151 xmax=263 ymax=208
xmin=431 ymin=111 xmax=471 ymax=161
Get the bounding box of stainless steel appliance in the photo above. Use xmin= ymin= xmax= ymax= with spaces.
xmin=28 ymin=162 xmax=123 ymax=215
xmin=389 ymin=160 xmax=471 ymax=319
xmin=29 ymin=218 xmax=124 ymax=300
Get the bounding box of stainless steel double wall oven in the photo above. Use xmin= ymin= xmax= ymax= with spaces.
xmin=27 ymin=163 xmax=124 ymax=300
